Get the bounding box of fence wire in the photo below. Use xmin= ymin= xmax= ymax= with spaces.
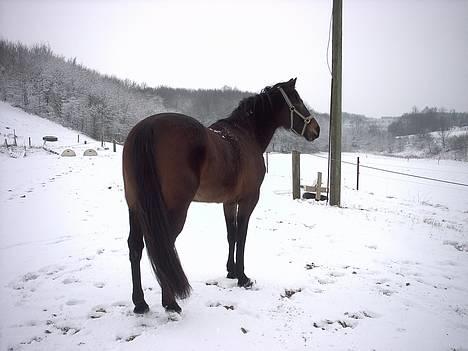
xmin=308 ymin=153 xmax=468 ymax=188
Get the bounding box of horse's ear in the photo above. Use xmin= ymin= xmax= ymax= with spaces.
xmin=288 ymin=78 xmax=297 ymax=87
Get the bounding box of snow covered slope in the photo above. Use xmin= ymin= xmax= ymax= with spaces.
xmin=1 ymin=103 xmax=468 ymax=350
xmin=0 ymin=102 xmax=98 ymax=149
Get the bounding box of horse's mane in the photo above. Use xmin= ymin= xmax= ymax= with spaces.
xmin=222 ymin=83 xmax=283 ymax=127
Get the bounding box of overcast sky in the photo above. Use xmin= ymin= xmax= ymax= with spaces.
xmin=1 ymin=0 xmax=467 ymax=117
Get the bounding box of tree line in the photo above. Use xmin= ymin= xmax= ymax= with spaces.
xmin=0 ymin=40 xmax=252 ymax=142
xmin=388 ymin=107 xmax=468 ymax=137
xmin=1 ymin=39 xmax=466 ymax=159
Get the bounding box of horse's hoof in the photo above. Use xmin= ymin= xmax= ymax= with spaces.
xmin=167 ymin=310 xmax=182 ymax=321
xmin=133 ymin=302 xmax=150 ymax=314
xmin=165 ymin=302 xmax=182 ymax=321
xmin=164 ymin=302 xmax=182 ymax=314
xmin=226 ymin=271 xmax=237 ymax=279
xmin=237 ymin=277 xmax=254 ymax=289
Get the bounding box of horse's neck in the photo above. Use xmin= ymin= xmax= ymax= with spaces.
xmin=253 ymin=119 xmax=279 ymax=152
xmin=226 ymin=112 xmax=279 ymax=153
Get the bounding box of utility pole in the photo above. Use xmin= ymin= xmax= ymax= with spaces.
xmin=329 ymin=0 xmax=342 ymax=207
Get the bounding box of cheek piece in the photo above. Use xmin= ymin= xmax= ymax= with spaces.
xmin=277 ymin=86 xmax=313 ymax=136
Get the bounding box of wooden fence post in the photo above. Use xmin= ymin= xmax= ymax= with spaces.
xmin=315 ymin=172 xmax=323 ymax=201
xmin=292 ymin=150 xmax=301 ymax=199
xmin=29 ymin=137 xmax=31 ymax=147
xmin=78 ymin=134 xmax=80 ymax=143
xmin=356 ymin=156 xmax=360 ymax=190
xmin=13 ymin=129 xmax=17 ymax=146
xmin=101 ymin=135 xmax=104 ymax=147
xmin=4 ymin=138 xmax=8 ymax=147
xmin=113 ymin=139 xmax=116 ymax=152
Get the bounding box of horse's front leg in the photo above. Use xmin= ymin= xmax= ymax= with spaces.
xmin=235 ymin=192 xmax=260 ymax=288
xmin=128 ymin=210 xmax=149 ymax=314
xmin=223 ymin=202 xmax=238 ymax=279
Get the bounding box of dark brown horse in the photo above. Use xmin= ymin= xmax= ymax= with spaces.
xmin=123 ymin=78 xmax=319 ymax=315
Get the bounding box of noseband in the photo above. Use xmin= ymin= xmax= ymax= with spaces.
xmin=278 ymin=86 xmax=313 ymax=136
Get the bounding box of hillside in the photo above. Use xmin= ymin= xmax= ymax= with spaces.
xmin=0 ymin=40 xmax=251 ymax=142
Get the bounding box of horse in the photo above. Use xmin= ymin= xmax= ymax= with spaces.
xmin=122 ymin=78 xmax=320 ymax=315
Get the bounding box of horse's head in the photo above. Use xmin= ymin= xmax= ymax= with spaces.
xmin=273 ymin=78 xmax=320 ymax=141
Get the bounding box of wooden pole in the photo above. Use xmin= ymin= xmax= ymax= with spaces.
xmin=356 ymin=156 xmax=360 ymax=190
xmin=315 ymin=172 xmax=323 ymax=201
xmin=329 ymin=0 xmax=343 ymax=207
xmin=101 ymin=135 xmax=104 ymax=147
xmin=292 ymin=150 xmax=301 ymax=199
xmin=78 ymin=134 xmax=80 ymax=143
xmin=29 ymin=137 xmax=31 ymax=148
xmin=13 ymin=129 xmax=17 ymax=146
xmin=113 ymin=139 xmax=116 ymax=152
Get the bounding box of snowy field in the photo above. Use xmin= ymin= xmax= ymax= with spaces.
xmin=1 ymin=102 xmax=468 ymax=351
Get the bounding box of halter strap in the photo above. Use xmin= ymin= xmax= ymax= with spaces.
xmin=277 ymin=86 xmax=313 ymax=136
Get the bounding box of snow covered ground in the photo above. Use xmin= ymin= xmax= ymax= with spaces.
xmin=1 ymin=102 xmax=468 ymax=351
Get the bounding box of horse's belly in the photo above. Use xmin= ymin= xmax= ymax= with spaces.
xmin=193 ymin=187 xmax=232 ymax=203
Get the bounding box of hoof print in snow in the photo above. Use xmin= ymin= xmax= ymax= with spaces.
xmin=313 ymin=319 xmax=335 ymax=330
xmin=337 ymin=320 xmax=356 ymax=328
xmin=117 ymin=334 xmax=140 ymax=342
xmin=207 ymin=301 xmax=236 ymax=310
xmin=57 ymin=326 xmax=80 ymax=335
xmin=89 ymin=307 xmax=107 ymax=319
xmin=313 ymin=318 xmax=357 ymax=331
xmin=62 ymin=277 xmax=79 ymax=285
xmin=344 ymin=310 xmax=379 ymax=320
xmin=281 ymin=288 xmax=302 ymax=299
xmin=317 ymin=277 xmax=336 ymax=285
xmin=443 ymin=240 xmax=468 ymax=252
xmin=22 ymin=273 xmax=39 ymax=282
xmin=125 ymin=335 xmax=139 ymax=342
xmin=305 ymin=262 xmax=319 ymax=270
xmin=18 ymin=336 xmax=43 ymax=346
xmin=380 ymin=289 xmax=395 ymax=296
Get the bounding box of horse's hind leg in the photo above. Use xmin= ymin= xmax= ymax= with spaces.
xmin=223 ymin=202 xmax=238 ymax=279
xmin=128 ymin=210 xmax=149 ymax=314
xmin=160 ymin=203 xmax=192 ymax=314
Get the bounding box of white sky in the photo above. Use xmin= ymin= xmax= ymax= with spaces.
xmin=0 ymin=0 xmax=467 ymax=117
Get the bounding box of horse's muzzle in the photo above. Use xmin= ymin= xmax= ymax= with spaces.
xmin=306 ymin=120 xmax=320 ymax=141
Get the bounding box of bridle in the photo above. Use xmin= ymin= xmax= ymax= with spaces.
xmin=278 ymin=86 xmax=313 ymax=136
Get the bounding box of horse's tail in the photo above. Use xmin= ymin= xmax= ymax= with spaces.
xmin=127 ymin=126 xmax=191 ymax=300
